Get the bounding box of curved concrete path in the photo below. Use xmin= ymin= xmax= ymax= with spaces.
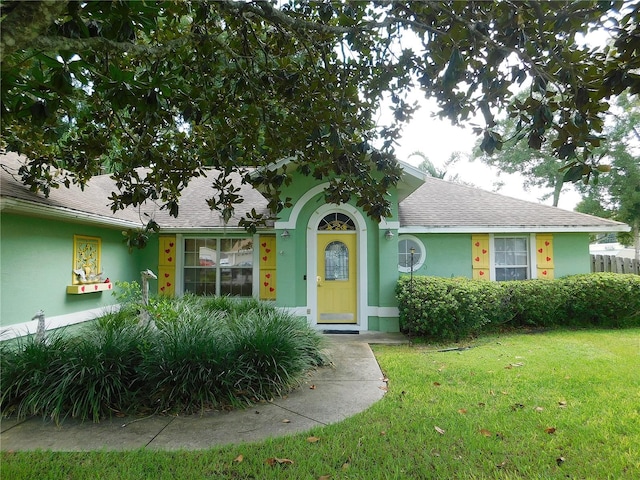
xmin=0 ymin=332 xmax=408 ymax=451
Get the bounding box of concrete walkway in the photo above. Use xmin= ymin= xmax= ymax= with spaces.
xmin=0 ymin=332 xmax=408 ymax=451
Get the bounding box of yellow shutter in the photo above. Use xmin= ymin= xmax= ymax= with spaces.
xmin=471 ymin=234 xmax=490 ymax=280
xmin=158 ymin=236 xmax=176 ymax=296
xmin=259 ymin=236 xmax=276 ymax=300
xmin=536 ymin=234 xmax=554 ymax=280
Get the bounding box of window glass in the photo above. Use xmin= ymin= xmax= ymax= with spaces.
xmin=318 ymin=212 xmax=356 ymax=230
xmin=220 ymin=268 xmax=253 ymax=296
xmin=398 ymin=236 xmax=425 ymax=273
xmin=198 ymin=239 xmax=217 ymax=267
xmin=220 ymin=238 xmax=254 ymax=267
xmin=325 ymin=241 xmax=349 ymax=280
xmin=183 ymin=237 xmax=253 ymax=296
xmin=494 ymin=237 xmax=529 ymax=281
xmin=184 ymin=268 xmax=216 ymax=295
xmin=495 ymin=268 xmax=528 ymax=281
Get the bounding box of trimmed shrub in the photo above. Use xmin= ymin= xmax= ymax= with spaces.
xmin=396 ymin=276 xmax=504 ymax=341
xmin=397 ymin=273 xmax=640 ymax=340
xmin=499 ymin=279 xmax=567 ymax=328
xmin=562 ymin=273 xmax=640 ymax=327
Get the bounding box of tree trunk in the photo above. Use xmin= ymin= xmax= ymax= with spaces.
xmin=552 ymin=174 xmax=564 ymax=207
xmin=634 ymin=219 xmax=639 ymax=263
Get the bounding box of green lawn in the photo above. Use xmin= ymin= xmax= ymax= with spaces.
xmin=3 ymin=328 xmax=639 ymax=479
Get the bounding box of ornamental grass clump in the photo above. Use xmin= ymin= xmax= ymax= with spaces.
xmin=137 ymin=309 xmax=235 ymax=413
xmin=227 ymin=310 xmax=327 ymax=401
xmin=43 ymin=322 xmax=145 ymax=422
xmin=0 ymin=294 xmax=326 ymax=422
xmin=0 ymin=323 xmax=144 ymax=423
xmin=0 ymin=331 xmax=69 ymax=420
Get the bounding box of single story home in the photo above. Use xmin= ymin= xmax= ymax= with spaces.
xmin=1 ymin=152 xmax=629 ymax=338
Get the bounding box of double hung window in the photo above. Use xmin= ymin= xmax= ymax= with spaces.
xmin=494 ymin=237 xmax=529 ymax=281
xmin=183 ymin=238 xmax=253 ymax=296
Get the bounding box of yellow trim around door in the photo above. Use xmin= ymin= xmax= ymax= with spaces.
xmin=317 ymin=232 xmax=357 ymax=324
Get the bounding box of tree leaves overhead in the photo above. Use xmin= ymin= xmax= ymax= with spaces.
xmin=575 ymin=92 xmax=640 ymax=254
xmin=1 ymin=1 xmax=638 ymax=229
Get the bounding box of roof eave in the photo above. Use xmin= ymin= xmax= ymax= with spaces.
xmin=399 ymin=224 xmax=631 ymax=234
xmin=0 ymin=197 xmax=142 ymax=229
xmin=396 ymin=160 xmax=427 ymax=202
xmin=157 ymin=226 xmax=254 ymax=234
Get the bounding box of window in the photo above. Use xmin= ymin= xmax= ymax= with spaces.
xmin=398 ymin=236 xmax=425 ymax=273
xmin=183 ymin=238 xmax=253 ymax=296
xmin=318 ymin=212 xmax=356 ymax=230
xmin=494 ymin=237 xmax=529 ymax=281
xmin=325 ymin=241 xmax=349 ymax=281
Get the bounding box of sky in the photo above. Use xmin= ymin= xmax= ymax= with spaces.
xmin=391 ymin=100 xmax=583 ymax=212
xmin=384 ymin=21 xmax=627 ymax=214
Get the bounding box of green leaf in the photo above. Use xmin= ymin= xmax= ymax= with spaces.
xmin=562 ymin=165 xmax=585 ymax=183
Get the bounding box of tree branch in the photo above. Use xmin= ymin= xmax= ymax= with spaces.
xmin=449 ymin=6 xmax=549 ymax=77
xmin=28 ymin=34 xmax=191 ymax=59
xmin=0 ymin=0 xmax=69 ymax=62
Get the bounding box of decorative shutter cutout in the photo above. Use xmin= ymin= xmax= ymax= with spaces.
xmin=259 ymin=236 xmax=276 ymax=300
xmin=158 ymin=236 xmax=176 ymax=296
xmin=536 ymin=234 xmax=554 ymax=280
xmin=472 ymin=234 xmax=490 ymax=280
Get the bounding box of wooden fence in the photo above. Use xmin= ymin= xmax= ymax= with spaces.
xmin=591 ymin=254 xmax=640 ymax=275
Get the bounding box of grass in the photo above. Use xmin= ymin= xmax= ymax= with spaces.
xmin=2 ymin=328 xmax=639 ymax=479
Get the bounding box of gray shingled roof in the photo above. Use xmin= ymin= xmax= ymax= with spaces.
xmin=1 ymin=152 xmax=141 ymax=227
xmin=148 ymin=170 xmax=271 ymax=230
xmin=399 ymin=176 xmax=628 ymax=233
xmin=1 ymin=153 xmax=628 ymax=233
xmin=0 ymin=153 xmax=269 ymax=229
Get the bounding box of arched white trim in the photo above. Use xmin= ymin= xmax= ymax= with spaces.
xmin=306 ymin=202 xmax=368 ymax=331
xmin=274 ymin=183 xmax=329 ymax=230
xmin=274 ymin=181 xmax=399 ymax=232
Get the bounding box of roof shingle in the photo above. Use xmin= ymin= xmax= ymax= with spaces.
xmin=1 ymin=153 xmax=628 ymax=233
xmin=399 ymin=176 xmax=627 ymax=232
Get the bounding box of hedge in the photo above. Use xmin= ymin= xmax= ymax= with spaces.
xmin=396 ymin=273 xmax=640 ymax=341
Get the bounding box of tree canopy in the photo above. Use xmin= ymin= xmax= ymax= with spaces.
xmin=471 ymin=91 xmax=573 ymax=208
xmin=472 ymin=90 xmax=640 ymax=255
xmin=575 ymin=93 xmax=640 ymax=256
xmin=1 ymin=1 xmax=638 ymax=230
xmin=409 ymin=150 xmax=462 ymax=183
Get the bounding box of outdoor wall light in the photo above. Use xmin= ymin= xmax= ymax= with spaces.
xmin=385 ymin=229 xmax=394 ymax=240
xmin=281 ymin=230 xmax=290 ymax=239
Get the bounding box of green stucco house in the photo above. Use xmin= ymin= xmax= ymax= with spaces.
xmin=1 ymin=153 xmax=629 ymax=338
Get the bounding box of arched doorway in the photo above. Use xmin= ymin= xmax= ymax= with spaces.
xmin=316 ymin=213 xmax=357 ymax=324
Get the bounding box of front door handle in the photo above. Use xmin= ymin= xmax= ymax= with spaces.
xmin=317 ymin=276 xmax=322 ymax=286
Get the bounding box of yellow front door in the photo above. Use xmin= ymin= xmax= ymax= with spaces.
xmin=317 ymin=233 xmax=357 ymax=324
